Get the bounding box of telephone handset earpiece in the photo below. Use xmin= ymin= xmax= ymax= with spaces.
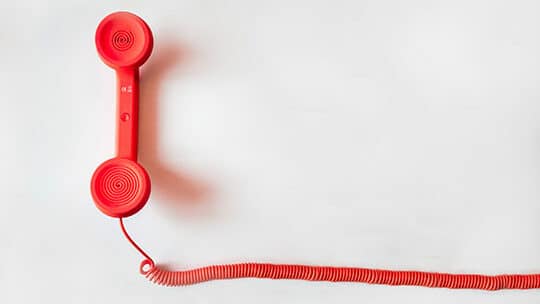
xmin=91 ymin=12 xmax=153 ymax=218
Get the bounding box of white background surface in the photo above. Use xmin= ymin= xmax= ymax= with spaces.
xmin=3 ymin=0 xmax=540 ymax=302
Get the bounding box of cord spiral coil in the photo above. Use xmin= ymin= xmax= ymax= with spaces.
xmin=141 ymin=262 xmax=540 ymax=289
xmin=119 ymin=218 xmax=540 ymax=290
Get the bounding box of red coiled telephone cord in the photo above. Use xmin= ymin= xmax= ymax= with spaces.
xmin=120 ymin=218 xmax=540 ymax=290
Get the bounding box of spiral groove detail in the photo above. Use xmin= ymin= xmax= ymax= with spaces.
xmin=112 ymin=30 xmax=134 ymax=51
xmin=96 ymin=164 xmax=140 ymax=206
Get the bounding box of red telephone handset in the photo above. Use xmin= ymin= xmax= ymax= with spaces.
xmin=91 ymin=11 xmax=540 ymax=290
xmin=91 ymin=12 xmax=153 ymax=218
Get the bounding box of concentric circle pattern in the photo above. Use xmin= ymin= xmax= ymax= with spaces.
xmin=97 ymin=164 xmax=139 ymax=206
xmin=95 ymin=11 xmax=153 ymax=68
xmin=91 ymin=158 xmax=150 ymax=217
xmin=112 ymin=30 xmax=134 ymax=51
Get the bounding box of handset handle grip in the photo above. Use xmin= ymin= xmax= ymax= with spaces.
xmin=116 ymin=67 xmax=139 ymax=160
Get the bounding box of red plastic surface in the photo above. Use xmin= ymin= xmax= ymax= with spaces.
xmin=91 ymin=12 xmax=153 ymax=218
xmin=92 ymin=158 xmax=150 ymax=217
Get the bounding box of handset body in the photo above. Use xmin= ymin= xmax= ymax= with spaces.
xmin=91 ymin=12 xmax=153 ymax=218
